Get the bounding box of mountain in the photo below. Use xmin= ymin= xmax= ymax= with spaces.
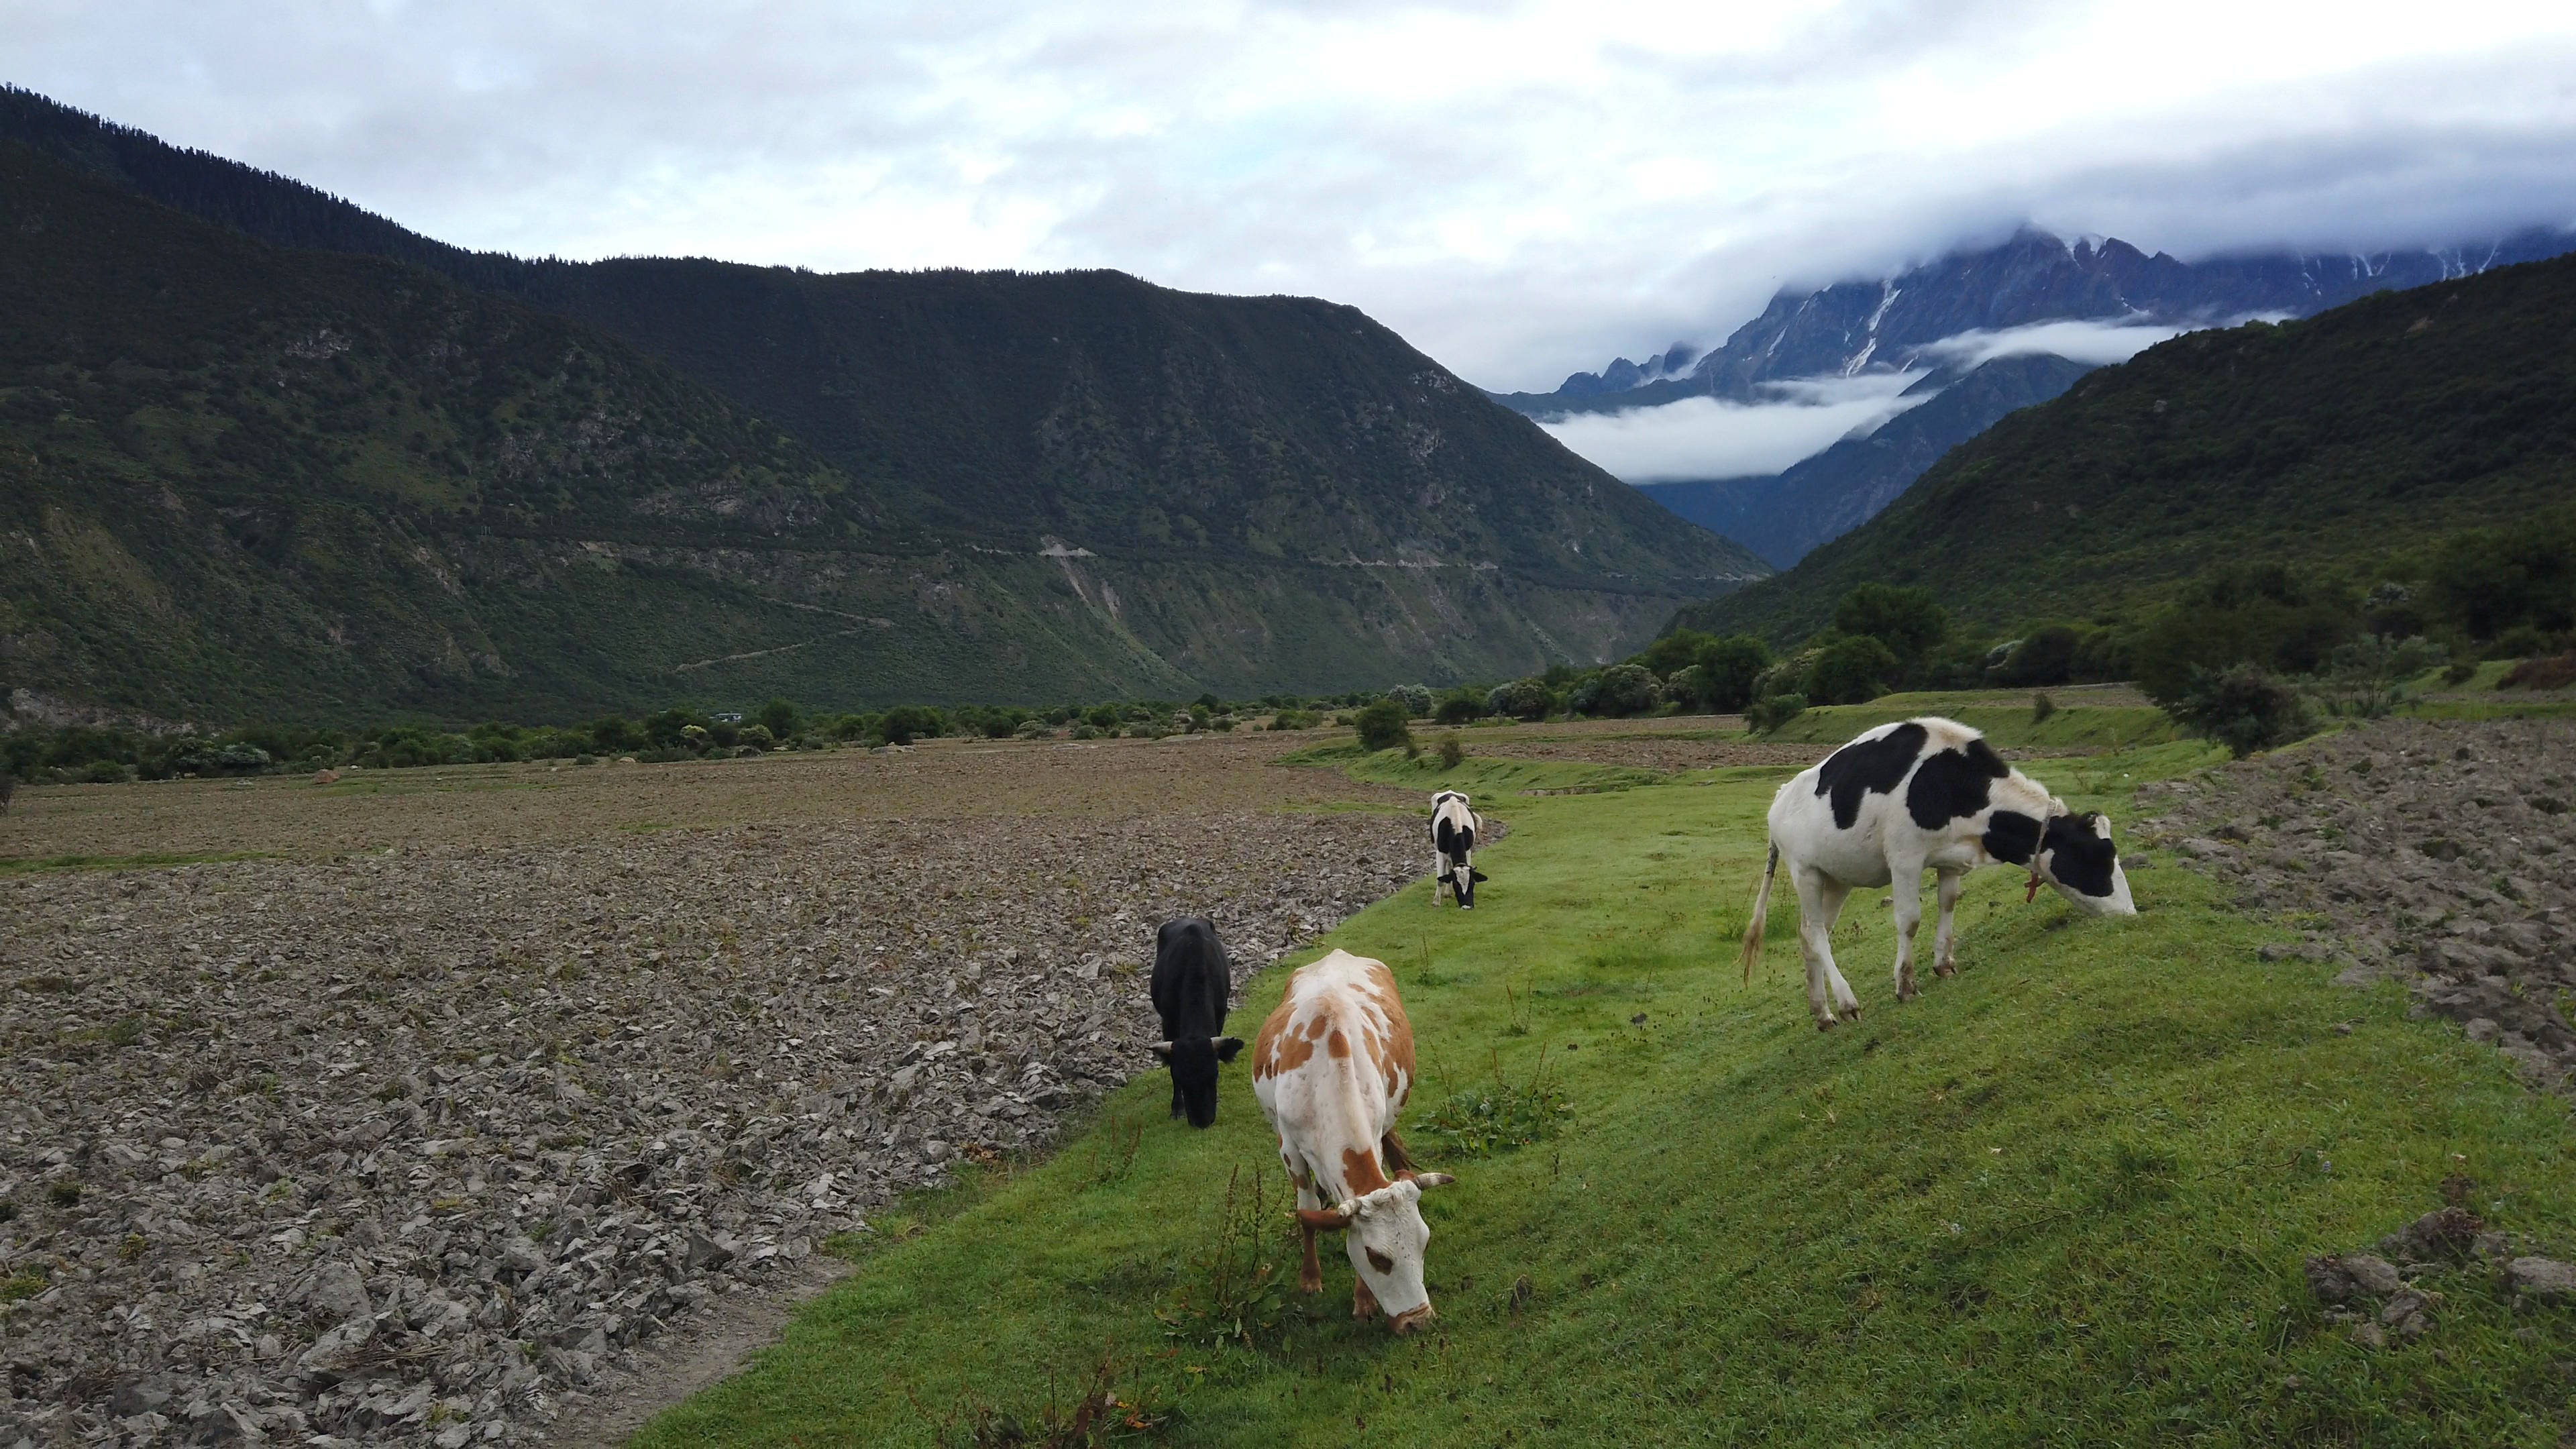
xmin=1498 ymin=225 xmax=2576 ymax=417
xmin=1632 ymin=354 xmax=2096 ymax=567
xmin=1670 ymin=248 xmax=2576 ymax=645
xmin=0 ymin=89 xmax=1766 ymax=722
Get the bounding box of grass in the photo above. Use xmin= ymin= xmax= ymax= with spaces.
xmin=634 ymin=737 xmax=2576 ymax=1447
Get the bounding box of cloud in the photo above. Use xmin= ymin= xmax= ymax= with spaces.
xmin=7 ymin=2 xmax=2576 ymax=388
xmin=1912 ymin=317 xmax=2205 ymax=370
xmin=1538 ymin=372 xmax=1931 ymax=482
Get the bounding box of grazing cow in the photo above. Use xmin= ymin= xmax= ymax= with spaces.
xmin=0 ymin=772 xmax=13 ymax=815
xmin=1148 ymin=916 xmax=1242 ymax=1129
xmin=1741 ymin=716 xmax=2135 ymax=1030
xmin=1428 ymin=790 xmax=1487 ymax=908
xmin=1251 ymin=949 xmax=1454 ymax=1333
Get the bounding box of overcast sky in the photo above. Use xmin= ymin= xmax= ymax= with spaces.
xmin=9 ymin=1 xmax=2576 ymax=391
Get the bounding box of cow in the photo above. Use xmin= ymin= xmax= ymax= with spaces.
xmin=1148 ymin=916 xmax=1242 ymax=1129
xmin=0 ymin=772 xmax=13 ymax=816
xmin=1250 ymin=948 xmax=1454 ymax=1333
xmin=1740 ymin=716 xmax=2135 ymax=1030
xmin=1428 ymin=790 xmax=1487 ymax=908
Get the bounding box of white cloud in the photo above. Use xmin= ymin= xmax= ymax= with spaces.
xmin=1913 ymin=317 xmax=2202 ymax=370
xmin=7 ymin=2 xmax=2576 ymax=387
xmin=1538 ymin=372 xmax=1931 ymax=482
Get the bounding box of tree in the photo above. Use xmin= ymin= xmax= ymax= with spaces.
xmin=1805 ymin=635 xmax=1898 ymax=705
xmin=1487 ymin=678 xmax=1552 ymax=720
xmin=757 ymin=696 xmax=802 ymax=741
xmin=2163 ymin=663 xmax=2317 ymax=757
xmin=1835 ymin=584 xmax=1949 ymax=669
xmin=1578 ymin=663 xmax=1662 ymax=717
xmin=1693 ymin=635 xmax=1771 ymax=711
xmin=876 ymin=705 xmax=944 ymax=745
xmin=1636 ymin=629 xmax=1714 ymax=678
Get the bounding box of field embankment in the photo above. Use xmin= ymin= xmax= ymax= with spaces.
xmin=631 ymin=719 xmax=2576 ymax=1446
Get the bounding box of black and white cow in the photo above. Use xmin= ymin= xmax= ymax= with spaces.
xmin=1148 ymin=916 xmax=1242 ymax=1128
xmin=1428 ymin=791 xmax=1487 ymax=908
xmin=1741 ymin=716 xmax=2135 ymax=1030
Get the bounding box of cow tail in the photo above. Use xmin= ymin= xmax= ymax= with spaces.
xmin=1740 ymin=842 xmax=1779 ymax=987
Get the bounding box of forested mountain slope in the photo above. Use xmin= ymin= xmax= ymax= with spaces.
xmin=1672 ymin=249 xmax=2576 ymax=644
xmin=0 ymin=87 xmax=1766 ymax=721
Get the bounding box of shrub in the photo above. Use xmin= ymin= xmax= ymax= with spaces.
xmin=1416 ymin=1073 xmax=1571 ymax=1157
xmin=2502 ymin=653 xmax=2576 ymax=690
xmin=1433 ymin=688 xmax=1483 ymax=725
xmin=1805 ymin=635 xmax=1898 ymax=705
xmin=756 ymin=697 xmax=802 ymax=741
xmin=1387 ymin=684 xmax=1434 ymax=718
xmin=1993 ymin=625 xmax=2081 ymax=687
xmin=1267 ymin=708 xmax=1320 ymax=731
xmin=1487 ymin=678 xmax=1553 ymax=720
xmin=2031 ymin=692 xmax=2057 ymax=725
xmin=737 ymin=724 xmax=776 ymax=751
xmin=1083 ymin=704 xmax=1122 ymax=731
xmin=1354 ymin=700 xmax=1413 ymax=752
xmin=2163 ymin=663 xmax=2318 ymax=758
xmin=80 ymin=759 xmax=131 ymax=784
xmin=1746 ymin=693 xmax=1808 ymax=735
xmin=2132 ymin=564 xmax=2361 ymax=701
xmin=1580 ymin=663 xmax=1662 ymax=718
xmin=1436 ymin=733 xmax=1466 ymax=769
xmin=876 ymin=705 xmax=944 ymax=745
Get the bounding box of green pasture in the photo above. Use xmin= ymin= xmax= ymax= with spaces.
xmin=637 ymin=739 xmax=2576 ymax=1447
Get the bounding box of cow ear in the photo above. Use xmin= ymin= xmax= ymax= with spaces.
xmin=1295 ymin=1206 xmax=1353 ymax=1230
xmin=1147 ymin=1041 xmax=1174 ymax=1061
xmin=1214 ymin=1036 xmax=1245 ymax=1063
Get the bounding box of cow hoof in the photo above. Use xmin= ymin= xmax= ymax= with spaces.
xmin=1896 ymin=986 xmax=1916 ymax=1003
xmin=1934 ymin=964 xmax=1957 ymax=979
xmin=1815 ymin=1018 xmax=1837 ymax=1032
xmin=1297 ymin=1275 xmax=1322 ymax=1295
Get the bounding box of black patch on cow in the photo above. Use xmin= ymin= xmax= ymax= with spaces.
xmin=1983 ymin=809 xmax=2041 ymax=865
xmin=1813 ymin=722 xmax=1929 ymax=829
xmin=1904 ymin=740 xmax=2011 ymax=829
xmin=1434 ymin=816 xmax=1474 ymax=860
xmin=2043 ymin=813 xmax=2121 ymax=898
xmin=1151 ymin=916 xmax=1234 ymax=1128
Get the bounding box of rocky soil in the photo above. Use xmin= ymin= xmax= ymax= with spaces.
xmin=0 ymin=810 xmax=1416 ymax=1446
xmin=2131 ymin=716 xmax=2576 ymax=1084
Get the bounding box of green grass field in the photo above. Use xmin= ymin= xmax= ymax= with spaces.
xmin=634 ymin=738 xmax=2576 ymax=1447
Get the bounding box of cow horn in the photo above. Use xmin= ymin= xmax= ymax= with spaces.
xmin=1146 ymin=1041 xmax=1174 ymax=1059
xmin=1412 ymin=1172 xmax=1455 ymax=1189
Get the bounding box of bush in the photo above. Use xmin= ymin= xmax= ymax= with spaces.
xmin=2132 ymin=564 xmax=2361 ymax=702
xmin=1578 ymin=663 xmax=1662 ymax=718
xmin=80 ymin=759 xmax=131 ymax=784
xmin=1487 ymin=678 xmax=1552 ymax=720
xmin=1354 ymin=700 xmax=1413 ymax=752
xmin=1435 ymin=733 xmax=1466 ymax=769
xmin=1267 ymin=708 xmax=1320 ymax=731
xmin=2502 ymin=653 xmax=2576 ymax=690
xmin=1805 ymin=635 xmax=1899 ymax=705
xmin=2031 ymin=692 xmax=2057 ymax=724
xmin=756 ymin=697 xmax=801 ymax=741
xmin=876 ymin=705 xmax=943 ymax=745
xmin=1433 ymin=688 xmax=1484 ymax=725
xmin=2443 ymin=660 xmax=2479 ymax=686
xmin=2164 ymin=663 xmax=2318 ymax=757
xmin=1746 ymin=693 xmax=1808 ymax=735
xmin=1387 ymin=684 xmax=1434 ymax=718
xmin=1993 ymin=625 xmax=2081 ymax=688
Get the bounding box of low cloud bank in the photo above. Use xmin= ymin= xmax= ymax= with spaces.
xmin=1913 ymin=315 xmax=2202 ymax=368
xmin=1539 ymin=371 xmax=1929 ymax=482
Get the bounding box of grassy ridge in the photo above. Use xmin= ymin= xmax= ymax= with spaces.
xmin=635 ymin=743 xmax=2576 ymax=1447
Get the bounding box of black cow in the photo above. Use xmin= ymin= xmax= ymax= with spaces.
xmin=1148 ymin=916 xmax=1243 ymax=1128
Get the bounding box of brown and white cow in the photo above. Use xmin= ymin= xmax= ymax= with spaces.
xmin=1741 ymin=716 xmax=2135 ymax=1030
xmin=1250 ymin=949 xmax=1454 ymax=1333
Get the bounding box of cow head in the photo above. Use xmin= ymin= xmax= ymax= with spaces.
xmin=1297 ymin=1173 xmax=1454 ymax=1331
xmin=2037 ymin=812 xmax=2136 ymax=916
xmin=1147 ymin=1036 xmax=1244 ymax=1128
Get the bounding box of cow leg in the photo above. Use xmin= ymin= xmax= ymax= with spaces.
xmin=1352 ymin=1271 xmax=1381 ymax=1320
xmin=1170 ymin=1075 xmax=1185 ymax=1120
xmin=1291 ymin=1171 xmax=1324 ymax=1295
xmin=1792 ymin=867 xmax=1857 ymax=1029
xmin=1891 ymin=862 xmax=1927 ymax=1002
xmin=1430 ymin=851 xmax=1447 ymax=905
xmin=1932 ymin=867 xmax=1965 ymax=977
